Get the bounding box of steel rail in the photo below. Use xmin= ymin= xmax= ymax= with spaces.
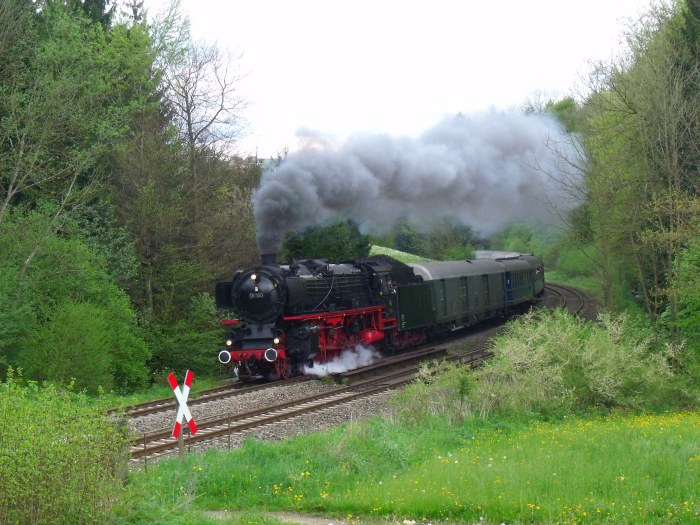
xmin=130 ymin=347 xmax=492 ymax=461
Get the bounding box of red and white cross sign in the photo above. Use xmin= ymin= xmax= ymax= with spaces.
xmin=168 ymin=370 xmax=198 ymax=439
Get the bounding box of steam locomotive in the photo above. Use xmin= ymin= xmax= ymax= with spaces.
xmin=215 ymin=252 xmax=544 ymax=381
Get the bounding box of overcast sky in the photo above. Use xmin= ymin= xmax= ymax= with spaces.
xmin=145 ymin=0 xmax=652 ymax=158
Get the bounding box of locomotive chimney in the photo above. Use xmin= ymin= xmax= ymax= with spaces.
xmin=261 ymin=253 xmax=277 ymax=265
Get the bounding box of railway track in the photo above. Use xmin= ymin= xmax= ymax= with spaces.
xmin=125 ymin=284 xmax=589 ymax=464
xmin=544 ymin=283 xmax=587 ymax=316
xmin=120 ymin=346 xmax=448 ymax=420
xmin=129 ymin=346 xmax=491 ymax=464
xmin=113 ymin=376 xmax=308 ymax=418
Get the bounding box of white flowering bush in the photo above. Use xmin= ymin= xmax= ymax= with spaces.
xmin=392 ymin=309 xmax=688 ymax=423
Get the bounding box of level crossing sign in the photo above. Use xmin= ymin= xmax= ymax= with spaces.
xmin=168 ymin=370 xmax=198 ymax=439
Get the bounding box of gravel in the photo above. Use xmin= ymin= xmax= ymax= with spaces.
xmin=128 ymin=379 xmax=395 ymax=462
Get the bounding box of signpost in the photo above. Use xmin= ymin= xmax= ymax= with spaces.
xmin=168 ymin=370 xmax=198 ymax=458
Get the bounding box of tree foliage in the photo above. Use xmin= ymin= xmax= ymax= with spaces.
xmin=279 ymin=219 xmax=371 ymax=261
xmin=0 ymin=206 xmax=150 ymax=392
xmin=393 ymin=218 xmax=475 ymax=261
xmin=0 ymin=0 xmax=256 ymax=390
xmin=579 ymin=0 xmax=700 ymax=339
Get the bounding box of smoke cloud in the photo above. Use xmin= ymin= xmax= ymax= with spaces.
xmin=302 ymin=345 xmax=380 ymax=377
xmin=253 ymin=111 xmax=583 ymax=253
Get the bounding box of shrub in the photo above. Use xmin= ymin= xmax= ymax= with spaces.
xmin=393 ymin=309 xmax=690 ymax=423
xmin=18 ymin=300 xmax=114 ymax=393
xmin=1 ymin=206 xmax=150 ymax=392
xmin=0 ymin=370 xmax=130 ymax=524
xmin=0 ymin=265 xmax=35 ymax=372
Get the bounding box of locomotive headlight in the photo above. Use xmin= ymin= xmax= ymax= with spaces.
xmin=250 ymin=273 xmax=257 ymax=282
xmin=226 ymin=339 xmax=233 ymax=347
xmin=273 ymin=337 xmax=281 ymax=345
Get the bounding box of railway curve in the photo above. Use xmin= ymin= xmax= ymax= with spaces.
xmin=125 ymin=283 xmax=594 ymax=465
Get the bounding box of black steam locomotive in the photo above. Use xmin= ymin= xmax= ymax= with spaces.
xmin=215 ymin=252 xmax=544 ymax=381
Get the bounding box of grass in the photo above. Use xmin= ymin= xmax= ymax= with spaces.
xmin=544 ymin=270 xmax=601 ymax=299
xmin=114 ymin=410 xmax=699 ymax=524
xmin=349 ymin=412 xmax=699 ymax=523
xmin=369 ymin=245 xmax=433 ymax=263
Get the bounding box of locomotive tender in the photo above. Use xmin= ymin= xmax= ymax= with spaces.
xmin=215 ymin=252 xmax=544 ymax=381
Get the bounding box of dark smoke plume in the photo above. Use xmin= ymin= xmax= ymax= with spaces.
xmin=253 ymin=111 xmax=582 ymax=253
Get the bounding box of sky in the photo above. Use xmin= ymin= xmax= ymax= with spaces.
xmin=144 ymin=0 xmax=652 ymax=158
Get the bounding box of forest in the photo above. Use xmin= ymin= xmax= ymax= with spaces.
xmin=0 ymin=0 xmax=698 ymax=395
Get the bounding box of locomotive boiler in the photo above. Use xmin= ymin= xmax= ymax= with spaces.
xmin=215 ymin=252 xmax=544 ymax=381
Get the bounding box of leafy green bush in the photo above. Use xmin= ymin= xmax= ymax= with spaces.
xmin=0 ymin=370 xmax=130 ymax=524
xmin=393 ymin=309 xmax=690 ymax=423
xmin=18 ymin=300 xmax=114 ymax=392
xmin=0 ymin=265 xmax=35 ymax=373
xmin=1 ymin=207 xmax=150 ymax=393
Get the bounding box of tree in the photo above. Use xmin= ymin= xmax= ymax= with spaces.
xmin=0 ymin=2 xmax=156 ymax=282
xmin=120 ymin=0 xmax=144 ymax=23
xmin=394 ymin=221 xmax=427 ymax=256
xmin=161 ymin=36 xmax=246 ymax=184
xmin=66 ymin=0 xmax=116 ymax=28
xmin=0 ymin=0 xmax=33 ymax=79
xmin=579 ymin=0 xmax=700 ymax=335
xmin=279 ymin=219 xmax=371 ymax=261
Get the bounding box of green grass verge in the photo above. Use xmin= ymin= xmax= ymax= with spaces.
xmin=544 ymin=271 xmax=602 ymax=299
xmin=114 ymin=411 xmax=699 ymax=524
xmin=369 ymin=245 xmax=432 ymax=263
